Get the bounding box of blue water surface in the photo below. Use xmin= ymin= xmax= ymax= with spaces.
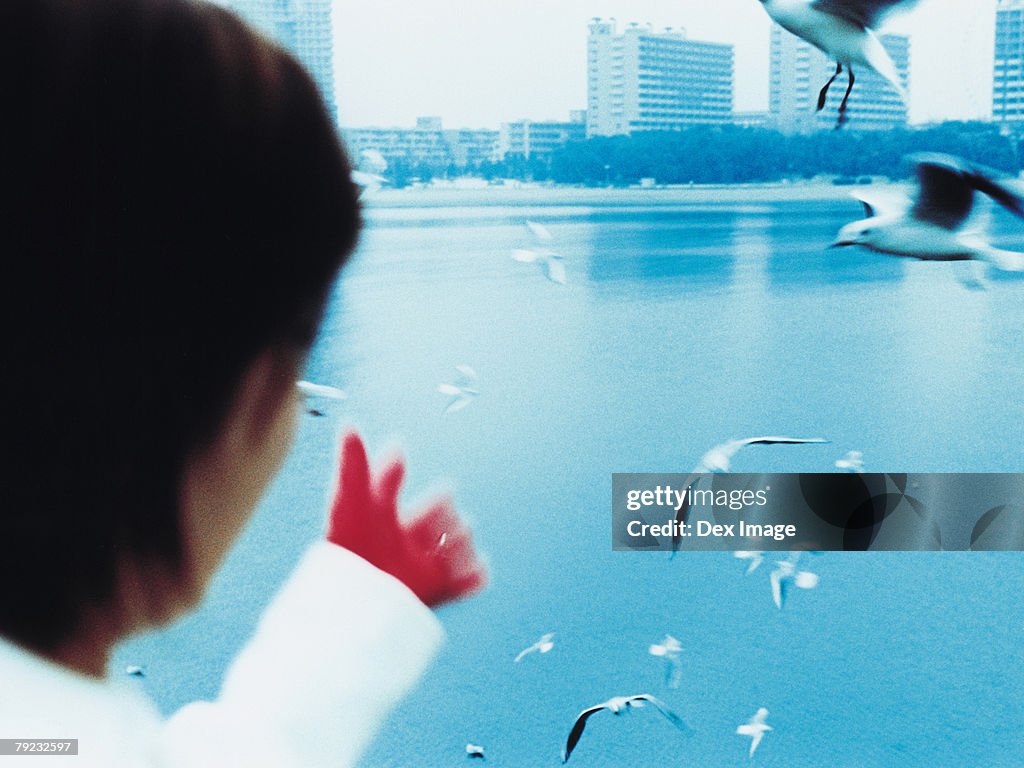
xmin=117 ymin=191 xmax=1024 ymax=767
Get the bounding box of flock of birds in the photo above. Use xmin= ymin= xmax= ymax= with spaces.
xmin=294 ymin=3 xmax=1024 ymax=762
xmin=454 ymin=548 xmax=821 ymax=764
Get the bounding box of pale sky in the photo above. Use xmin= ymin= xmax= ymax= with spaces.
xmin=332 ymin=0 xmax=998 ymax=128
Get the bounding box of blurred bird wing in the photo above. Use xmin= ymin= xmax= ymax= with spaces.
xmin=296 ymin=381 xmax=347 ymax=400
xmin=770 ymin=569 xmax=786 ymax=609
xmin=631 ymin=695 xmax=691 ymax=733
xmin=740 ymin=436 xmax=828 ymax=446
xmin=665 ymin=657 xmax=683 ymax=689
xmin=966 ymin=239 xmax=1024 ymax=272
xmin=545 ymin=259 xmax=568 ymax=285
xmin=851 ymin=188 xmax=908 ymax=219
xmin=350 ymin=170 xmax=386 ymax=197
xmin=527 ymin=220 xmax=553 ymax=242
xmin=810 ymin=0 xmax=918 ymax=28
xmin=454 ymin=364 xmax=478 ymax=382
xmin=443 ymin=393 xmax=475 ymax=413
xmin=908 ymin=154 xmax=980 ymax=230
xmin=563 ymin=706 xmax=606 ymax=763
xmin=748 ymin=730 xmax=764 ymax=757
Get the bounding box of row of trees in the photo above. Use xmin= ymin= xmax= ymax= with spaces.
xmin=542 ymin=122 xmax=1021 ymax=185
xmin=380 ymin=122 xmax=1023 ymax=188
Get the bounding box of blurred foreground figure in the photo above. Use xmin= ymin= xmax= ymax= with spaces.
xmin=0 ymin=1 xmax=485 ymax=766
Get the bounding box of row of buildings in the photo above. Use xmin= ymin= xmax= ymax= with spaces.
xmin=219 ymin=2 xmax=1024 ymax=169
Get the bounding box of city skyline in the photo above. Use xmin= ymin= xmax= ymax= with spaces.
xmin=332 ymin=0 xmax=996 ymax=129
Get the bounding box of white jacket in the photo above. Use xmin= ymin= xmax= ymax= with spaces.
xmin=0 ymin=542 xmax=444 ymax=767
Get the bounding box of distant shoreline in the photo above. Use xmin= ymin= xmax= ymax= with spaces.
xmin=363 ymin=181 xmax=895 ymax=209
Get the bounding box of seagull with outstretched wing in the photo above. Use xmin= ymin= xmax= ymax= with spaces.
xmin=769 ymin=552 xmax=820 ymax=609
xmin=736 ymin=707 xmax=772 ymax=758
xmin=438 ymin=365 xmax=479 ymax=414
xmin=512 ymin=220 xmax=567 ymax=285
xmin=694 ymin=436 xmax=829 ymax=473
xmin=562 ymin=694 xmax=693 ymax=763
xmin=514 ymin=632 xmax=555 ymax=663
xmin=754 ymin=0 xmax=917 ymax=127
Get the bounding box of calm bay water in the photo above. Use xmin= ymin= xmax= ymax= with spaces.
xmin=117 ymin=189 xmax=1024 ymax=767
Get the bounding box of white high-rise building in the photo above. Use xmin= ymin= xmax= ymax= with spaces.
xmin=586 ymin=19 xmax=734 ymax=138
xmin=994 ymin=0 xmax=1024 ymax=126
xmin=223 ymin=0 xmax=337 ymax=123
xmin=769 ymin=25 xmax=909 ymax=133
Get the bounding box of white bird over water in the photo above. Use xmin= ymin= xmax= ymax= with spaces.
xmin=835 ymin=450 xmax=865 ymax=473
xmin=735 ymin=551 xmax=765 ymax=574
xmin=736 ymin=707 xmax=772 ymax=758
xmin=512 ymin=220 xmax=567 ymax=285
xmin=438 ymin=365 xmax=479 ymax=414
xmin=465 ymin=743 xmax=486 ymax=760
xmin=770 ymin=553 xmax=820 ymax=609
xmin=351 ymin=149 xmax=389 ymax=198
xmin=562 ymin=694 xmax=694 ymax=763
xmin=514 ymin=632 xmax=555 ymax=663
xmin=754 ymin=0 xmax=916 ymax=127
xmin=832 ymin=153 xmax=1024 ymax=282
xmin=694 ymin=436 xmax=829 ymax=473
xmin=648 ymin=635 xmax=684 ymax=688
xmin=350 ymin=169 xmax=387 ymax=198
xmin=296 ymin=380 xmax=347 ymax=416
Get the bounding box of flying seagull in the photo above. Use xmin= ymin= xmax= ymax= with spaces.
xmin=736 ymin=707 xmax=772 ymax=758
xmin=832 ymin=153 xmax=1024 ymax=280
xmin=438 ymin=365 xmax=479 ymax=414
xmin=769 ymin=553 xmax=820 ymax=609
xmin=512 ymin=220 xmax=567 ymax=285
xmin=670 ymin=436 xmax=826 ymax=555
xmin=562 ymin=694 xmax=693 ymax=763
xmin=755 ymin=0 xmax=916 ymax=127
xmin=465 ymin=744 xmax=486 ymax=760
xmin=351 ymin=149 xmax=389 ymax=198
xmin=735 ymin=551 xmax=765 ymax=574
xmin=350 ymin=169 xmax=387 ymax=198
xmin=124 ymin=665 xmax=146 ymax=678
xmin=296 ymin=380 xmax=347 ymax=416
xmin=694 ymin=436 xmax=829 ymax=473
xmin=514 ymin=632 xmax=555 ymax=663
xmin=648 ymin=635 xmax=684 ymax=688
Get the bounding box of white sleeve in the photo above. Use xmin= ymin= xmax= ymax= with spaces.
xmin=158 ymin=542 xmax=444 ymax=768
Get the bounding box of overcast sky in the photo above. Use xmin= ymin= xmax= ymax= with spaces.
xmin=331 ymin=0 xmax=998 ymax=128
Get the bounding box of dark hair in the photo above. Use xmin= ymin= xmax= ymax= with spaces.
xmin=0 ymin=0 xmax=361 ymax=650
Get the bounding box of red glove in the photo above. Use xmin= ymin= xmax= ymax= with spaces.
xmin=326 ymin=431 xmax=487 ymax=608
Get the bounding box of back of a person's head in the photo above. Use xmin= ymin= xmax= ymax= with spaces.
xmin=0 ymin=0 xmax=361 ymax=651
